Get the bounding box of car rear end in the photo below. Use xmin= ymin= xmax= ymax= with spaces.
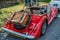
xmin=2 ymin=14 xmax=44 ymax=39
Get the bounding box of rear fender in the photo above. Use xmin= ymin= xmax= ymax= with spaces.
xmin=48 ymin=7 xmax=58 ymax=24
xmin=34 ymin=15 xmax=47 ymax=38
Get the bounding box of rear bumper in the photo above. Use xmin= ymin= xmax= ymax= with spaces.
xmin=2 ymin=27 xmax=34 ymax=39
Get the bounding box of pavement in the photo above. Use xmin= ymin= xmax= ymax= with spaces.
xmin=0 ymin=17 xmax=60 ymax=40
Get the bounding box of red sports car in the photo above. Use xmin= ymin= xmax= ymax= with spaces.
xmin=2 ymin=7 xmax=58 ymax=39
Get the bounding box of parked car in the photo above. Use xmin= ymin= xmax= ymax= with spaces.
xmin=49 ymin=0 xmax=60 ymax=11
xmin=2 ymin=7 xmax=58 ymax=40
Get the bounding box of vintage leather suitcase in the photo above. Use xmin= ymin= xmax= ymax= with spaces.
xmin=8 ymin=12 xmax=29 ymax=26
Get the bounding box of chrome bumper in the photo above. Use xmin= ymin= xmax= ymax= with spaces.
xmin=2 ymin=27 xmax=34 ymax=39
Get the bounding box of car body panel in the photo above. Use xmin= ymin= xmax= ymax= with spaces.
xmin=48 ymin=7 xmax=58 ymax=24
xmin=3 ymin=14 xmax=47 ymax=39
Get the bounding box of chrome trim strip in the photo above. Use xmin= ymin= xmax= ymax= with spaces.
xmin=2 ymin=27 xmax=34 ymax=39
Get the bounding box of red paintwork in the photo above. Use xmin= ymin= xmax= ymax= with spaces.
xmin=48 ymin=7 xmax=58 ymax=24
xmin=3 ymin=7 xmax=58 ymax=39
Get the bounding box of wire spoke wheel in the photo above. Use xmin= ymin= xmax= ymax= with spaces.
xmin=42 ymin=20 xmax=48 ymax=35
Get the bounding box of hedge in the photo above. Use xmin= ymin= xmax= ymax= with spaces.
xmin=45 ymin=0 xmax=51 ymax=3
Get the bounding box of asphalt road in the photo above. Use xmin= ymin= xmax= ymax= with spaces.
xmin=0 ymin=17 xmax=60 ymax=40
